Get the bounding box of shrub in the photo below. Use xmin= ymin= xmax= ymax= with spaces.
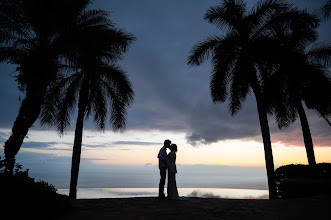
xmin=275 ymin=163 xmax=331 ymax=198
xmin=275 ymin=163 xmax=331 ymax=180
xmin=0 ymin=166 xmax=70 ymax=219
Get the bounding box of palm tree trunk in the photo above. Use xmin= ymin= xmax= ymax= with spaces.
xmin=251 ymin=74 xmax=277 ymax=199
xmin=255 ymin=94 xmax=278 ymax=199
xmin=297 ymin=101 xmax=316 ymax=166
xmin=69 ymin=104 xmax=85 ymax=199
xmin=4 ymin=92 xmax=43 ymax=176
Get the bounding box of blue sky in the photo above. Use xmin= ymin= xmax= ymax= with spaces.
xmin=0 ymin=0 xmax=330 ymax=189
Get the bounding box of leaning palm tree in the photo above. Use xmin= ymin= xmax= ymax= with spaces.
xmin=303 ymin=46 xmax=331 ymax=127
xmin=264 ymin=50 xmax=331 ymax=166
xmin=0 ymin=0 xmax=95 ymax=175
xmin=263 ymin=8 xmax=331 ymax=166
xmin=188 ymin=0 xmax=287 ymax=199
xmin=41 ymin=25 xmax=135 ymax=199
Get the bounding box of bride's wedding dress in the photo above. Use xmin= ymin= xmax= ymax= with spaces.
xmin=167 ymin=152 xmax=179 ymax=199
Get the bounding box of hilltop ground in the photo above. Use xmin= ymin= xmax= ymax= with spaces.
xmin=57 ymin=195 xmax=329 ymax=220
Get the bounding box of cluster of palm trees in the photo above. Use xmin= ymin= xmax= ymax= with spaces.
xmin=1 ymin=0 xmax=330 ymax=200
xmin=188 ymin=0 xmax=331 ymax=199
xmin=0 ymin=0 xmax=135 ymax=198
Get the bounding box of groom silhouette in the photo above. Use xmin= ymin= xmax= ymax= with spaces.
xmin=158 ymin=139 xmax=171 ymax=199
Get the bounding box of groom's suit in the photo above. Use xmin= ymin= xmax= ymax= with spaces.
xmin=158 ymin=146 xmax=168 ymax=198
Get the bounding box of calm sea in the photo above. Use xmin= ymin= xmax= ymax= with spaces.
xmin=57 ymin=188 xmax=269 ymax=199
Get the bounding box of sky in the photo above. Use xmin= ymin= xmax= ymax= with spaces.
xmin=0 ymin=0 xmax=330 ymax=189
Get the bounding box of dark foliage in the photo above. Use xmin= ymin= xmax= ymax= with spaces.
xmin=275 ymin=163 xmax=331 ymax=198
xmin=0 ymin=171 xmax=70 ymax=219
xmin=320 ymin=0 xmax=331 ymax=21
xmin=275 ymin=163 xmax=331 ymax=179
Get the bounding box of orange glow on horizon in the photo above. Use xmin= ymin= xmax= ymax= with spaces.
xmin=2 ymin=129 xmax=330 ymax=168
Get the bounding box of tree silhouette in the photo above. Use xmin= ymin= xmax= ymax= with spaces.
xmin=320 ymin=0 xmax=331 ymax=21
xmin=264 ymin=8 xmax=331 ymax=166
xmin=188 ymin=0 xmax=289 ymax=199
xmin=0 ymin=0 xmax=97 ymax=175
xmin=40 ymin=21 xmax=135 ymax=199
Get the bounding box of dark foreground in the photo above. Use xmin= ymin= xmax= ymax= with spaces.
xmin=58 ymin=195 xmax=330 ymax=220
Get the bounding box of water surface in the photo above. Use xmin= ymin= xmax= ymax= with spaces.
xmin=58 ymin=188 xmax=269 ymax=199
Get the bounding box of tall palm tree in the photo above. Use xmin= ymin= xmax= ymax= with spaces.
xmin=41 ymin=24 xmax=135 ymax=199
xmin=188 ymin=0 xmax=287 ymax=199
xmin=263 ymin=9 xmax=331 ymax=166
xmin=0 ymin=0 xmax=107 ymax=175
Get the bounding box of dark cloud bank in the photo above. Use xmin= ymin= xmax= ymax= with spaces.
xmin=0 ymin=0 xmax=330 ymax=148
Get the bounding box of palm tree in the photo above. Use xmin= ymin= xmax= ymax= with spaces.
xmin=41 ymin=24 xmax=135 ymax=199
xmin=1 ymin=0 xmax=80 ymax=174
xmin=320 ymin=0 xmax=331 ymax=21
xmin=263 ymin=8 xmax=331 ymax=166
xmin=264 ymin=49 xmax=331 ymax=166
xmin=188 ymin=0 xmax=287 ymax=199
xmin=0 ymin=0 xmax=107 ymax=175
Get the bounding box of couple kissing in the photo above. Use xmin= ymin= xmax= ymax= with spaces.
xmin=157 ymin=139 xmax=179 ymax=200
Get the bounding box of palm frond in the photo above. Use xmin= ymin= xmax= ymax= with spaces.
xmin=228 ymin=57 xmax=252 ymax=115
xmin=307 ymin=42 xmax=331 ymax=67
xmin=109 ymin=97 xmax=128 ymax=132
xmin=210 ymin=64 xmax=230 ymax=103
xmin=90 ymin=81 xmax=108 ymax=131
xmin=209 ymin=34 xmax=240 ymax=103
xmin=40 ymin=77 xmax=65 ymax=127
xmin=302 ymin=67 xmax=331 ymax=116
xmin=188 ymin=36 xmax=220 ymax=66
xmin=78 ymin=9 xmax=113 ymax=28
xmin=102 ymin=64 xmax=134 ymax=105
xmin=204 ymin=0 xmax=246 ymax=31
xmin=55 ymin=73 xmax=83 ymax=133
xmin=263 ymin=70 xmax=298 ymax=128
xmin=100 ymin=78 xmax=128 ymax=132
xmin=100 ymin=28 xmax=136 ymax=62
xmin=320 ymin=0 xmax=331 ymax=21
xmin=249 ymin=0 xmax=288 ymax=36
xmin=0 ymin=47 xmax=25 ymax=64
xmin=92 ymin=64 xmax=134 ymax=132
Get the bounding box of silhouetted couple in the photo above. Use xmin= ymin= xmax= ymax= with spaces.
xmin=158 ymin=139 xmax=179 ymax=200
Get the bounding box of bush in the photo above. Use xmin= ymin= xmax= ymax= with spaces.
xmin=275 ymin=163 xmax=331 ymax=179
xmin=275 ymin=163 xmax=331 ymax=198
xmin=0 ymin=169 xmax=70 ymax=219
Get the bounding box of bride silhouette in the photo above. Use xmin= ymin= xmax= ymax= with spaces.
xmin=167 ymin=144 xmax=179 ymax=199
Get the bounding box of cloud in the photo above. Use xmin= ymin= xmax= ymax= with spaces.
xmin=81 ymin=158 xmax=107 ymax=162
xmin=0 ymin=64 xmax=22 ymax=128
xmin=82 ymin=144 xmax=109 ymax=149
xmin=0 ymin=0 xmax=330 ymax=150
xmin=112 ymin=141 xmax=161 ymax=146
xmin=0 ymin=131 xmax=10 ymax=144
xmin=21 ymin=141 xmax=60 ymax=149
xmin=20 ymin=141 xmax=75 ymax=151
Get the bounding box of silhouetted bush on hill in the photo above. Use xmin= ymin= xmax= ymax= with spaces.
xmin=275 ymin=163 xmax=331 ymax=198
xmin=0 ymin=170 xmax=70 ymax=219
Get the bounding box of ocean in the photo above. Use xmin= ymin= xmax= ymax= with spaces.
xmin=22 ymin=164 xmax=270 ymax=199
xmin=57 ymin=188 xmax=269 ymax=199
